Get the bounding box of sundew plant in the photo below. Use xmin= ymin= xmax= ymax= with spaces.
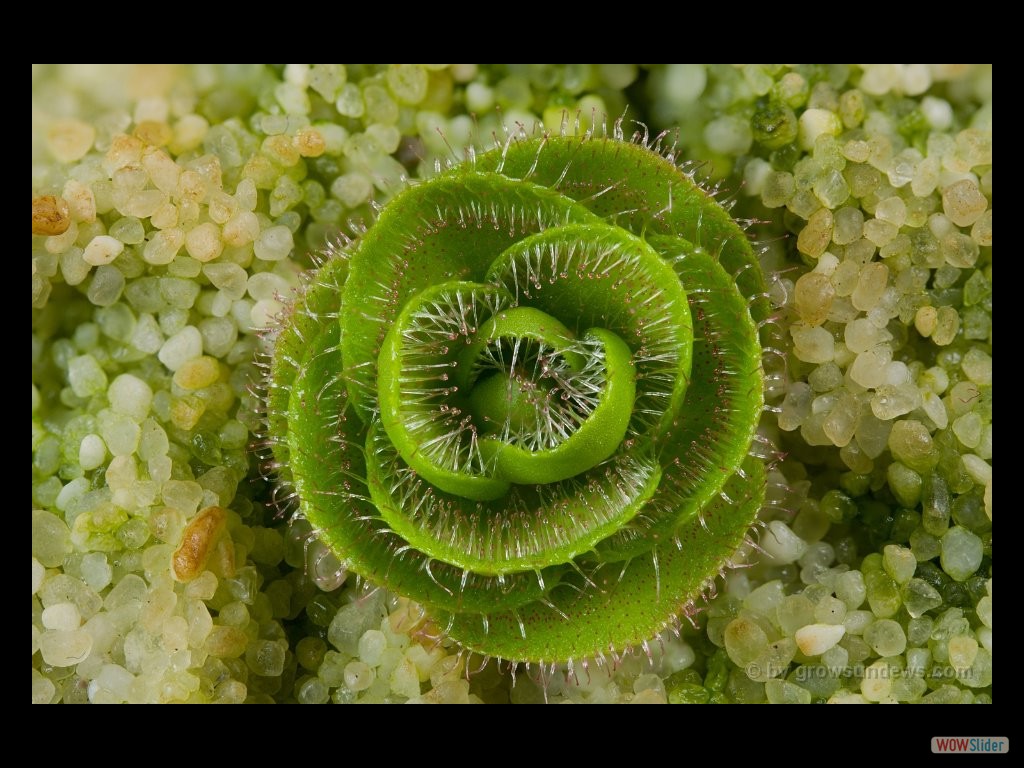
xmin=32 ymin=64 xmax=991 ymax=704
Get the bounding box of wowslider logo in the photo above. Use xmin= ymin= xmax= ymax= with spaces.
xmin=932 ymin=737 xmax=1008 ymax=754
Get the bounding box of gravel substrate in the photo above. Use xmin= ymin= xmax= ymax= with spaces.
xmin=32 ymin=64 xmax=991 ymax=704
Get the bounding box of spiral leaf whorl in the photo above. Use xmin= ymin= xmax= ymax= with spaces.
xmin=268 ymin=129 xmax=770 ymax=663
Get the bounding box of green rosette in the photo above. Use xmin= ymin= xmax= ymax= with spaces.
xmin=269 ymin=133 xmax=768 ymax=662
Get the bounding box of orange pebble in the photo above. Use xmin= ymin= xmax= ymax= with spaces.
xmin=32 ymin=195 xmax=71 ymax=236
xmin=172 ymin=505 xmax=227 ymax=582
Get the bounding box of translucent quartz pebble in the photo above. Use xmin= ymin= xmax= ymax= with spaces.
xmin=744 ymin=581 xmax=785 ymax=616
xmin=889 ymin=421 xmax=935 ymax=471
xmin=962 ymin=455 xmax=992 ymax=487
xmin=864 ymin=619 xmax=907 ymax=656
xmin=344 ymin=660 xmax=376 ymax=692
xmin=48 ymin=118 xmax=95 ymax=163
xmin=932 ymin=307 xmax=960 ymax=346
xmin=908 ymin=531 xmax=940 ymax=565
xmin=971 ymin=210 xmax=992 ymax=246
xmin=844 ymin=610 xmax=874 ymax=635
xmin=953 ymin=412 xmax=983 ymax=448
xmin=875 ymin=196 xmax=906 ymax=227
xmin=822 ymin=392 xmax=858 ymax=446
xmin=38 ymin=629 xmax=93 ymax=667
xmin=794 ymin=273 xmax=835 ymax=326
xmin=198 ymin=317 xmax=237 ymax=358
xmin=203 ymin=263 xmax=247 ymax=298
xmin=88 ymin=664 xmax=135 ymax=703
xmin=245 ymin=639 xmax=286 ymax=677
xmin=160 ymin=477 xmax=201 ymax=513
xmin=792 ymin=325 xmax=834 ymax=363
xmin=976 ymin=595 xmax=993 ymax=628
xmin=108 ymin=374 xmax=153 ymax=421
xmin=871 ymin=384 xmax=921 ymax=420
xmin=940 ymin=526 xmax=983 ymax=582
xmin=87 ymin=266 xmax=125 ymax=306
xmin=420 ymin=679 xmax=473 ymax=704
xmin=83 ymin=235 xmax=124 ymax=266
xmin=835 ymin=570 xmax=866 ymax=609
xmin=253 ymin=226 xmax=294 ymax=261
xmin=143 ymin=229 xmax=184 ymax=265
xmin=32 ymin=669 xmax=56 ymax=704
xmin=851 ymin=263 xmax=888 ymax=311
xmin=942 ymin=179 xmax=988 ymax=227
xmin=762 ymin=521 xmax=809 ymax=564
xmin=866 ymin=572 xmax=901 ymax=618
xmin=844 ymin=318 xmax=888 ymax=353
xmin=297 ymin=677 xmax=330 ymax=704
xmin=32 ymin=558 xmax=45 ymax=595
xmin=67 ymin=355 xmax=107 ymax=397
xmin=797 ymin=208 xmax=833 ymax=257
xmin=795 ymin=624 xmax=846 ymax=656
xmin=762 ymin=172 xmax=794 ymax=208
xmin=389 ymin=657 xmax=421 ymax=698
xmin=80 ymin=553 xmax=113 ymax=592
xmin=158 ymin=326 xmax=202 ymax=371
xmin=882 ymin=545 xmax=916 ymax=584
xmin=813 ymin=596 xmax=846 ymax=625
xmin=849 ymin=345 xmax=892 ymax=389
xmin=42 ymin=602 xmax=81 ymax=631
xmin=247 ymin=271 xmax=290 ymax=301
xmin=184 ymin=223 xmax=223 ymax=263
xmin=358 ymin=629 xmax=387 ymax=666
xmin=778 ymin=382 xmax=812 ymax=431
xmin=328 ymin=595 xmax=385 ymax=656
xmin=723 ymin=617 xmax=768 ymax=667
xmin=32 ymin=510 xmax=71 ymax=567
xmin=173 ymin=357 xmax=220 ymax=391
xmin=948 ymin=635 xmax=979 ymax=672
xmin=777 ymin=595 xmax=815 ymax=635
xmin=961 ymin=348 xmax=992 ymax=386
xmin=860 ymin=660 xmax=894 ymax=702
xmin=813 ymin=169 xmax=850 ymax=209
